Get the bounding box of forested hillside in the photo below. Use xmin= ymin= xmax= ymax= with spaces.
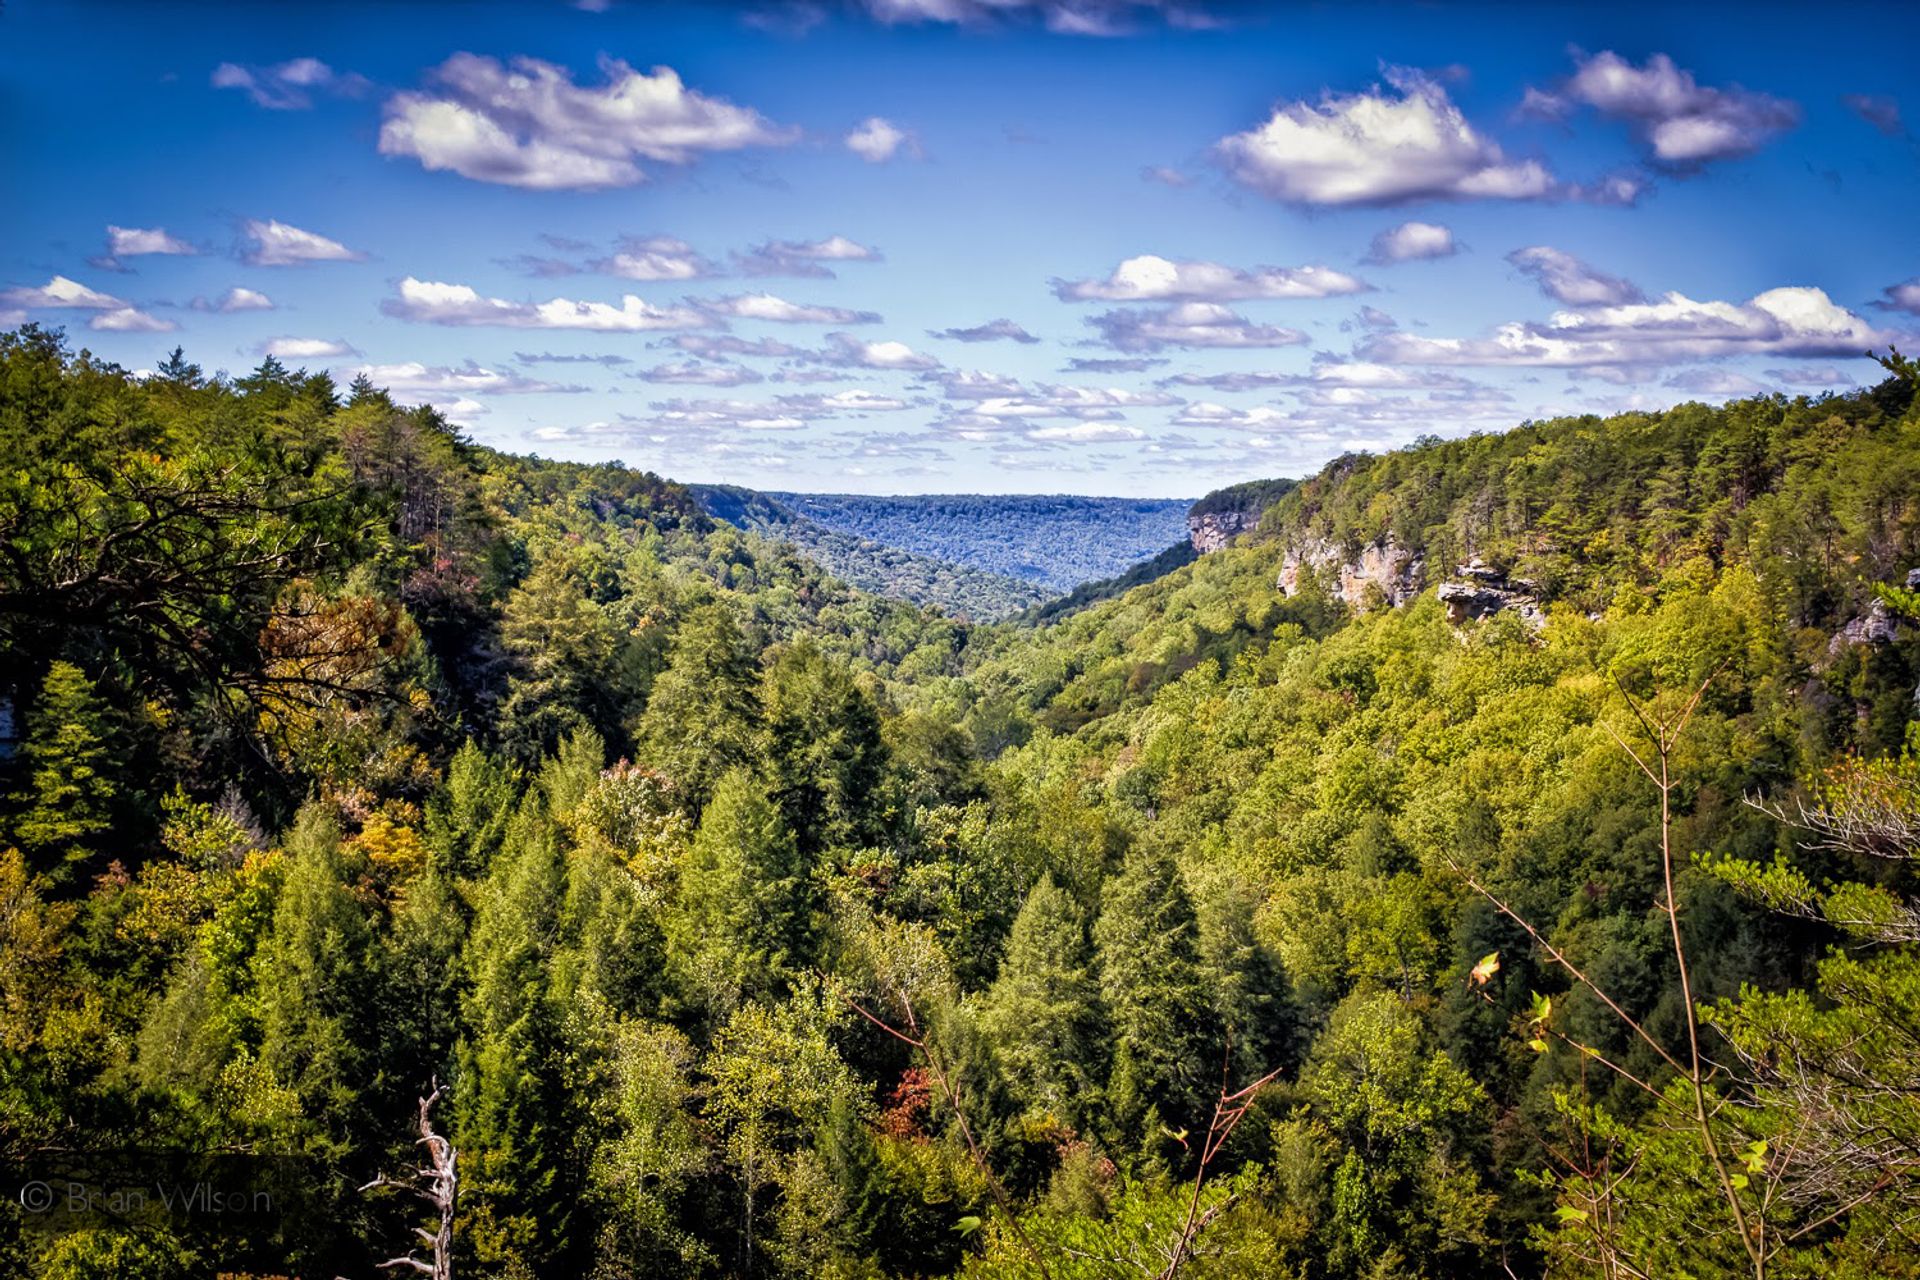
xmin=692 ymin=485 xmax=1050 ymax=621
xmin=769 ymin=492 xmax=1194 ymax=592
xmin=4 ymin=324 xmax=1920 ymax=1280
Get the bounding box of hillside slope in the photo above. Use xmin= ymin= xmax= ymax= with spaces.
xmin=7 ymin=323 xmax=1920 ymax=1280
xmin=769 ymin=491 xmax=1192 ymax=592
xmin=691 ymin=484 xmax=1049 ymax=621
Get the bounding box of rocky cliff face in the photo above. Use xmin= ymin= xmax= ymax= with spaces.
xmin=1276 ymin=535 xmax=1424 ymax=608
xmin=1436 ymin=559 xmax=1546 ymax=628
xmin=1188 ymin=508 xmax=1258 ymax=554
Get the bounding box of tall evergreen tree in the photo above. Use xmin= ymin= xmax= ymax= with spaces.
xmin=977 ymin=875 xmax=1106 ymax=1132
xmin=632 ymin=604 xmax=761 ymax=812
xmin=8 ymin=661 xmax=118 ymax=879
xmin=1092 ymin=843 xmax=1219 ymax=1158
xmin=253 ymin=804 xmax=376 ymax=1156
xmin=761 ymin=640 xmax=890 ymax=858
xmin=668 ymin=768 xmax=807 ymax=1020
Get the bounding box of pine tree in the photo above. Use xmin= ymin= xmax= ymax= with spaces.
xmin=669 ymin=768 xmax=806 ymax=1020
xmin=253 ymin=804 xmax=376 ymax=1156
xmin=977 ymin=875 xmax=1106 ymax=1132
xmin=1093 ymin=843 xmax=1219 ymax=1156
xmin=454 ymin=796 xmax=576 ymax=1275
xmin=632 ymin=604 xmax=761 ymax=812
xmin=761 ymin=640 xmax=889 ymax=857
xmin=9 ymin=661 xmax=118 ymax=879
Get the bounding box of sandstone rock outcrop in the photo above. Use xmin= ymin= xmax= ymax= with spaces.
xmin=1188 ymin=508 xmax=1258 ymax=554
xmin=1276 ymin=535 xmax=1424 ymax=607
xmin=1436 ymin=559 xmax=1545 ymax=628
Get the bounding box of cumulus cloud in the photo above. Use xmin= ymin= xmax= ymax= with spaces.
xmin=640 ymin=389 xmax=910 ymax=431
xmin=1161 ymin=360 xmax=1474 ymax=393
xmin=1663 ymin=368 xmax=1771 ymax=397
xmin=1539 ymin=51 xmax=1799 ymax=167
xmin=244 ymin=219 xmax=364 ymax=266
xmin=515 ymin=350 xmax=633 ymax=366
xmin=202 ymin=286 xmax=275 ymax=313
xmin=1765 ymin=365 xmax=1856 ymax=388
xmin=845 ymin=116 xmax=917 ymax=162
xmin=1843 ymin=93 xmax=1904 ymax=137
xmin=1215 ymin=66 xmax=1555 ymax=206
xmin=591 ymin=235 xmax=723 ymax=281
xmin=97 ymin=226 xmax=198 ymax=269
xmin=1 ymin=276 xmax=127 ymax=310
xmin=929 ymin=318 xmax=1040 ymax=344
xmin=348 ymin=360 xmax=585 ymax=397
xmin=667 ymin=334 xmax=806 ymax=359
xmin=1364 ymin=220 xmax=1456 ymax=264
xmin=1506 ymin=246 xmax=1644 ymax=306
xmin=383 ymin=277 xmax=711 ymax=330
xmin=1054 ymin=254 xmax=1366 ymax=302
xmin=379 ymin=53 xmax=795 ymax=190
xmin=212 ymin=57 xmax=367 ymax=110
xmin=733 ymin=236 xmax=882 ymax=278
xmin=855 ymin=0 xmax=1215 ymax=36
xmin=807 ymin=332 xmax=942 ymax=370
xmin=631 ymin=361 xmax=766 ymax=386
xmin=1026 ymin=422 xmax=1147 ymax=443
xmin=1362 ymin=286 xmax=1885 ymax=368
xmin=1062 ymin=356 xmax=1164 ymax=373
xmin=259 ymin=337 xmax=357 ymax=359
xmin=701 ymin=293 xmax=881 ymax=325
xmin=90 ymin=308 xmax=176 ymax=333
xmin=1084 ymin=303 xmax=1309 ymax=352
xmin=1874 ymin=279 xmax=1920 ymax=315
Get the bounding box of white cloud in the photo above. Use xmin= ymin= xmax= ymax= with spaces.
xmin=379 ymin=53 xmax=794 ymax=190
xmin=212 ymin=286 xmax=275 ymax=312
xmin=733 ymin=236 xmax=882 ymax=278
xmin=1765 ymin=365 xmax=1856 ymax=388
xmin=929 ymin=318 xmax=1040 ymax=344
xmin=845 ymin=116 xmax=916 ymax=163
xmin=1364 ymin=220 xmax=1456 ymax=264
xmin=259 ymin=337 xmax=357 ymax=359
xmin=809 ymin=332 xmax=942 ymax=370
xmin=702 ymin=293 xmax=881 ymax=325
xmin=1663 ymin=368 xmax=1770 ymax=397
xmin=90 ymin=307 xmax=175 ymax=333
xmin=1875 ymin=279 xmax=1920 ymax=316
xmin=105 ymin=226 xmax=197 ymax=259
xmin=244 ymin=219 xmax=364 ymax=266
xmin=1844 ymin=94 xmax=1904 ymax=138
xmin=1546 ymin=51 xmax=1799 ymax=167
xmin=1215 ymin=66 xmax=1555 ymax=206
xmin=1026 ymin=422 xmax=1147 ymax=443
xmin=383 ymin=277 xmax=710 ymax=330
xmin=1 ymin=276 xmax=126 ymax=310
xmin=592 ymin=235 xmax=722 ymax=281
xmin=1363 ymin=286 xmax=1885 ymax=368
xmin=632 ymin=361 xmax=766 ymax=386
xmin=1054 ymin=254 xmax=1367 ymax=302
xmin=1161 ymin=360 xmax=1475 ymax=393
xmin=668 ymin=334 xmax=805 ymax=359
xmin=1506 ymin=246 xmax=1643 ymax=306
xmin=856 ymin=0 xmax=1211 ymax=36
xmin=212 ymin=57 xmax=366 ymax=110
xmin=348 ymin=360 xmax=583 ymax=397
xmin=1085 ymin=302 xmax=1309 ymax=352
xmin=639 ymin=389 xmax=910 ymax=431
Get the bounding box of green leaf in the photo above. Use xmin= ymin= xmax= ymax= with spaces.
xmin=955 ymin=1215 xmax=983 ymax=1237
xmin=1528 ymin=1038 xmax=1549 ymax=1053
xmin=1554 ymin=1207 xmax=1590 ymax=1224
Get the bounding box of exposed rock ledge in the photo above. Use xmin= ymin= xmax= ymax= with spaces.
xmin=1436 ymin=559 xmax=1546 ymax=628
xmin=1188 ymin=509 xmax=1258 ymax=554
xmin=1277 ymin=535 xmax=1424 ymax=607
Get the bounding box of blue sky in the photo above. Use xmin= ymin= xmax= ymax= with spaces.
xmin=3 ymin=0 xmax=1916 ymax=496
